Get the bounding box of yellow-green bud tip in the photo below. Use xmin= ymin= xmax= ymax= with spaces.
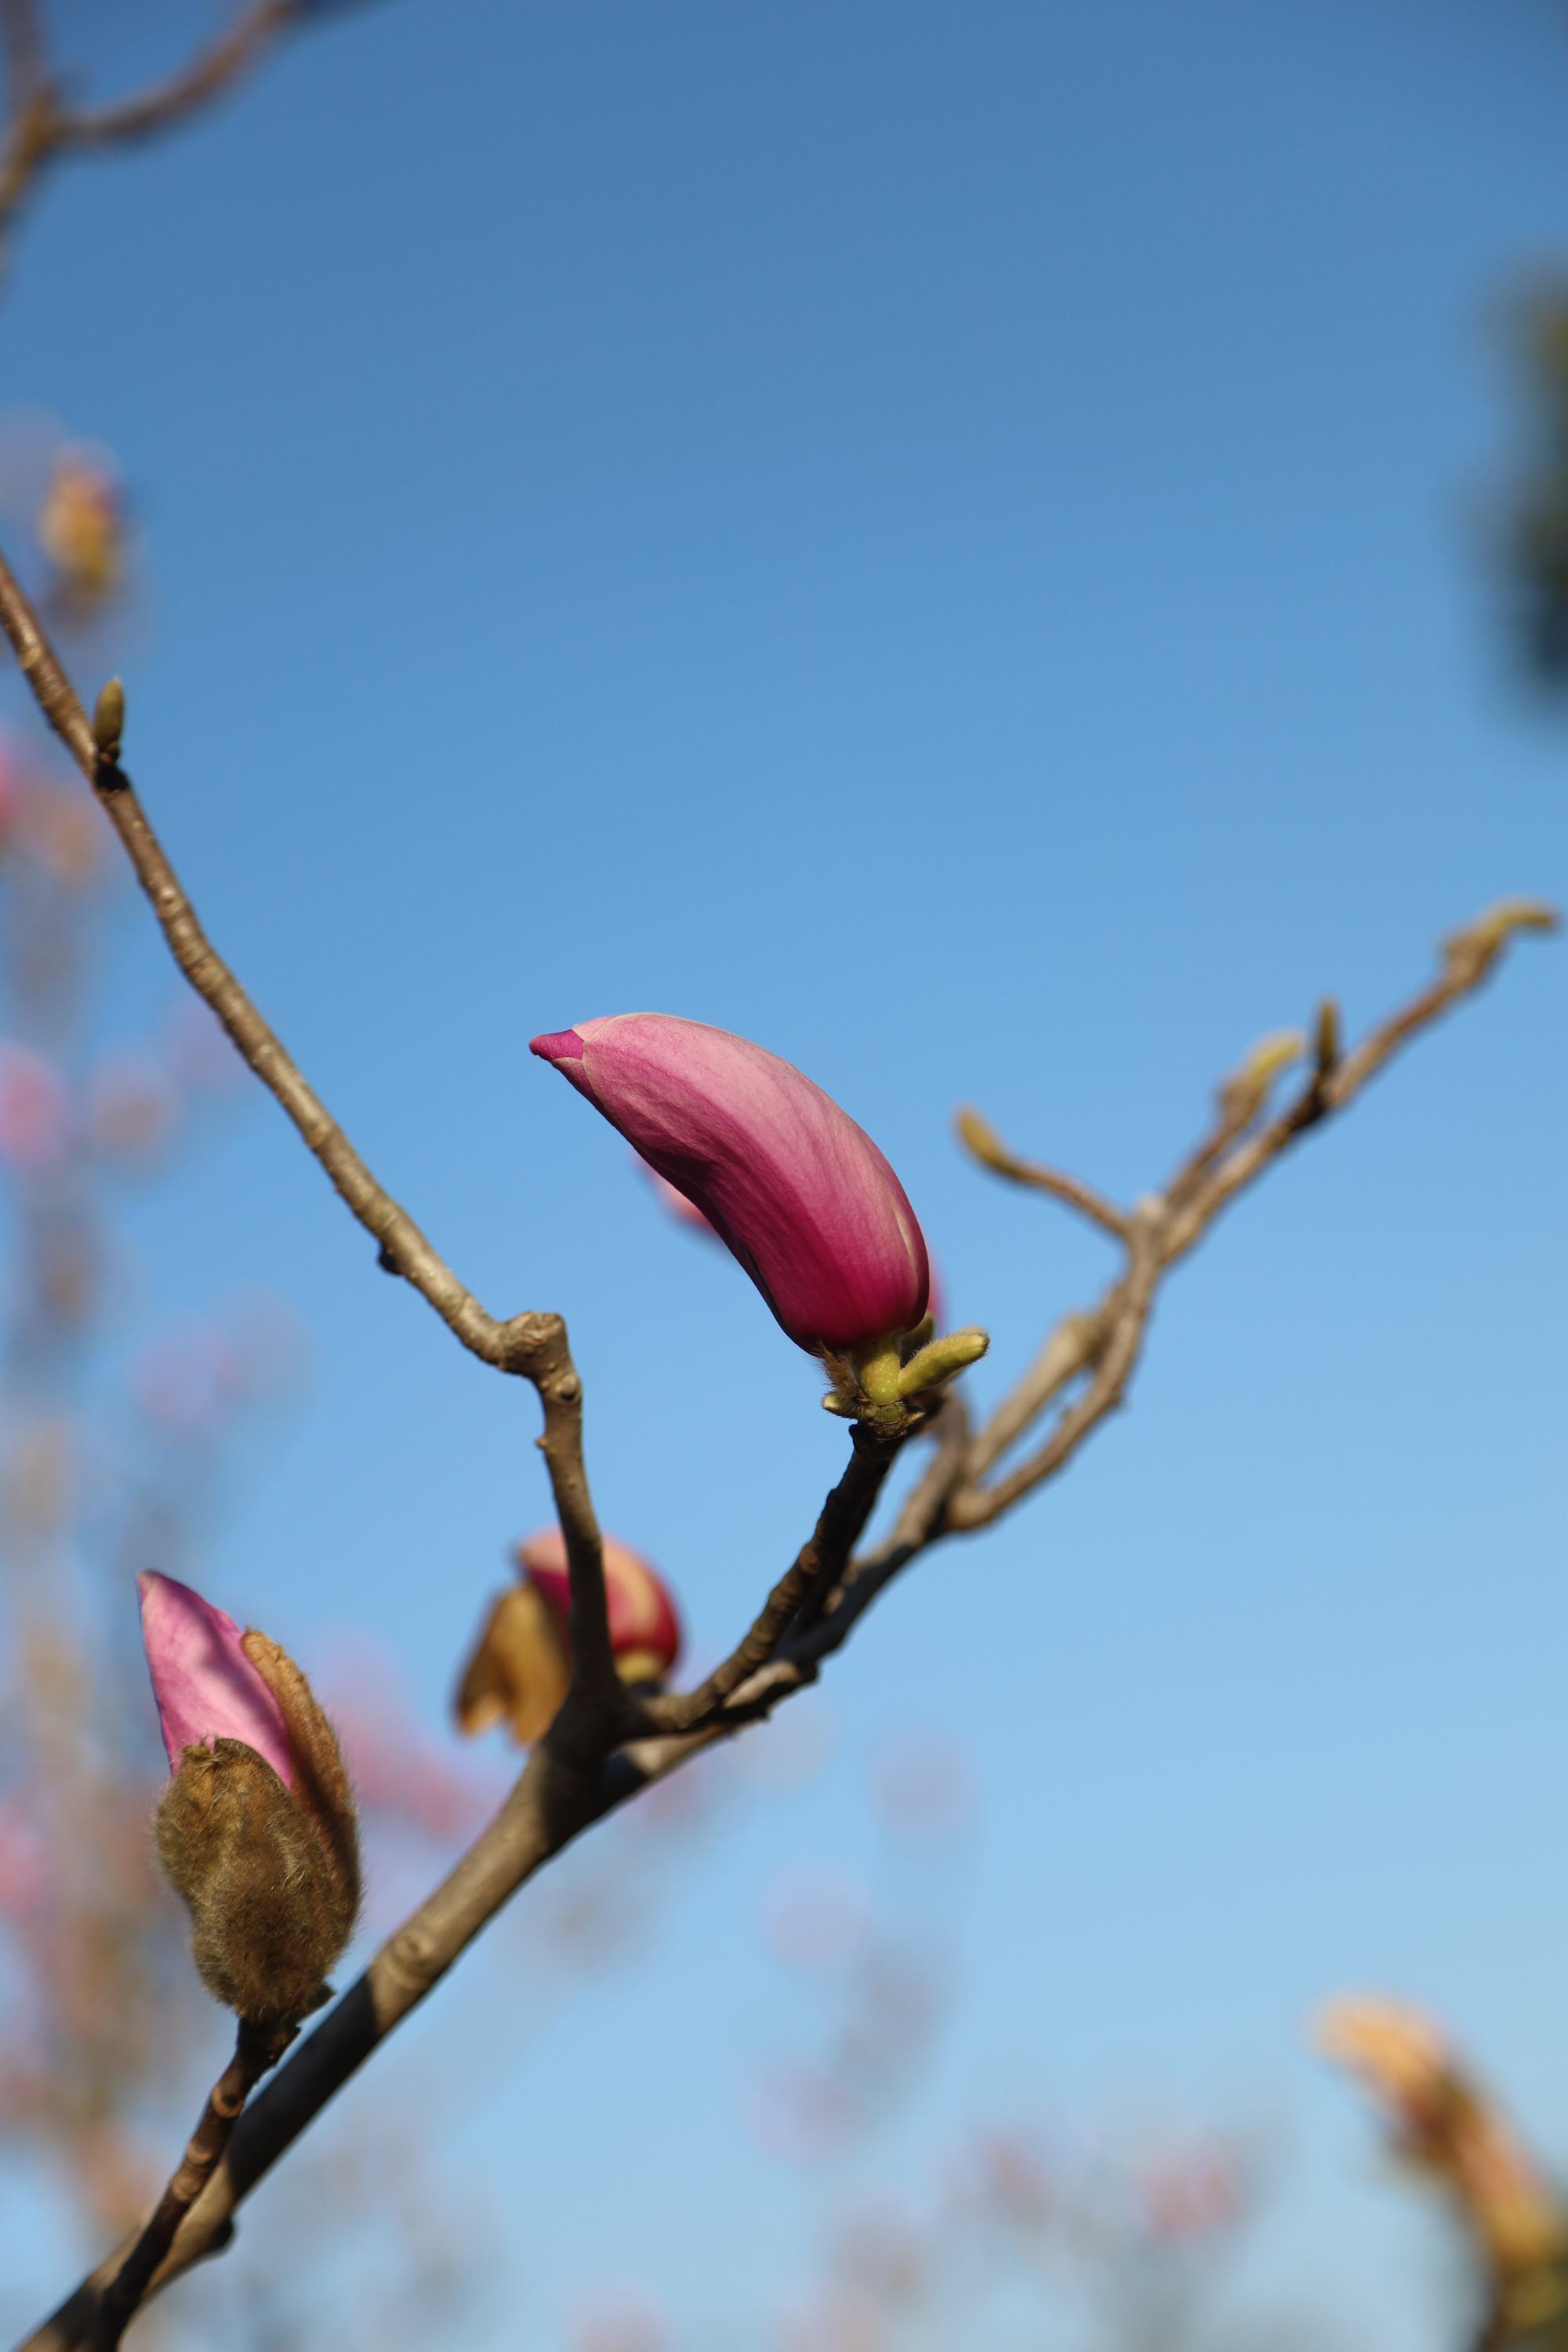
xmin=1449 ymin=897 xmax=1561 ymax=956
xmin=1240 ymin=1029 xmax=1305 ymax=1086
xmin=954 ymin=1106 xmax=1019 ymax=1178
xmin=1315 ymin=998 xmax=1341 ymax=1070
xmin=91 ymin=677 xmax=125 ymax=757
xmin=896 ymin=1325 xmax=989 ymax=1399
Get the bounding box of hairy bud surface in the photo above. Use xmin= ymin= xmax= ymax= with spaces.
xmin=139 ymin=1573 xmax=361 ymax=2028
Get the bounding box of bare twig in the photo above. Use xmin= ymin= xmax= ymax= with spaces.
xmin=0 ymin=550 xmax=559 ymax=1375
xmin=954 ymin=1106 xmax=1131 ymax=1239
xmin=935 ymin=904 xmax=1555 ymax=1535
xmin=55 ymin=4 xmax=293 ymax=150
xmin=0 ymin=2 xmax=306 ymax=255
xmin=644 ymin=1425 xmax=904 ymax=1734
xmin=84 ymin=2020 xmax=292 ymax=2351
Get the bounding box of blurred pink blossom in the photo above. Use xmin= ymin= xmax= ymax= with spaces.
xmin=0 ymin=1043 xmax=70 ymax=1173
xmin=866 ymin=1728 xmax=975 ymax=1842
xmin=130 ymin=1320 xmax=242 ymax=1439
xmin=763 ymin=1864 xmax=873 ymax=1973
xmin=568 ymin=2290 xmax=670 ymax=2352
xmin=0 ymin=1797 xmax=48 ymax=1921
xmin=85 ymin=1050 xmax=179 ymax=1164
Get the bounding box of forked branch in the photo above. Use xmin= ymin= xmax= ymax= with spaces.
xmin=0 ymin=535 xmax=1555 ymax=2348
xmin=0 ymin=2 xmax=311 ymax=253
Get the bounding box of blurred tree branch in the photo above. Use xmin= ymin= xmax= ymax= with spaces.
xmin=0 ymin=1 xmax=356 ymax=268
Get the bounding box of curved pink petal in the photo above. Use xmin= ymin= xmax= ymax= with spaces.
xmin=515 ymin=1529 xmax=681 ymax=1675
xmin=136 ymin=1570 xmax=292 ymax=1786
xmin=530 ymin=1014 xmax=928 ymax=1354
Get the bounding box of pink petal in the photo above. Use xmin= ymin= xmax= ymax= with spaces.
xmin=531 ymin=1014 xmax=928 ymax=1354
xmin=136 ymin=1570 xmax=292 ymax=1786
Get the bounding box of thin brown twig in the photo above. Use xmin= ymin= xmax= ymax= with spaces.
xmin=84 ymin=2020 xmax=291 ymax=2350
xmin=0 ymin=3 xmax=308 ymax=259
xmin=935 ymin=902 xmax=1556 ymax=1534
xmin=0 ymin=547 xmax=555 ymax=1377
xmin=644 ymin=1425 xmax=904 ymax=1734
xmin=954 ymin=1106 xmax=1131 ymax=1239
xmin=54 ymin=3 xmax=294 ymax=149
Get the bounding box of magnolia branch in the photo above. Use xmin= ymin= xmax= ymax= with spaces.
xmin=0 ymin=540 xmax=1555 ymax=2344
xmin=83 ymin=2020 xmax=292 ymax=2352
xmin=0 ymin=2 xmax=301 ymax=249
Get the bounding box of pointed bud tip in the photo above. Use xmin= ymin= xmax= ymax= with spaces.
xmin=896 ymin=1324 xmax=989 ymax=1399
xmin=91 ymin=677 xmax=124 ymax=755
xmin=955 ymin=1106 xmax=1016 ymax=1174
xmin=529 ymin=1029 xmax=585 ymax=1064
xmin=1241 ymin=1029 xmax=1305 ymax=1085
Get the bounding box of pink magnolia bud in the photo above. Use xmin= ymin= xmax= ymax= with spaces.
xmin=530 ymin=1015 xmax=929 ymax=1356
xmin=517 ymin=1528 xmax=681 ymax=1683
xmin=137 ymin=1570 xmax=292 ymax=1784
xmin=456 ymin=1530 xmax=682 ymax=1747
xmin=138 ymin=1571 xmax=360 ymax=2028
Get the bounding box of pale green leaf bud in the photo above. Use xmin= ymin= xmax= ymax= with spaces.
xmin=91 ymin=676 xmax=124 ymax=758
xmin=896 ymin=1324 xmax=989 ymax=1399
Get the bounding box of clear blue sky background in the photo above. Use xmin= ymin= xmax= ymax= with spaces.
xmin=1 ymin=2 xmax=1565 ymax=2345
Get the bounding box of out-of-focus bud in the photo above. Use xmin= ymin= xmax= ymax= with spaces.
xmin=90 ymin=677 xmax=124 ymax=760
xmin=38 ymin=447 xmax=124 ymax=619
xmin=138 ymin=1570 xmax=361 ymax=2030
xmin=1443 ymin=897 xmax=1561 ymax=971
xmin=530 ymin=1014 xmax=929 ymax=1360
xmin=0 ymin=1043 xmax=70 ymax=1174
xmin=456 ymin=1529 xmax=682 ymax=1746
xmin=953 ymin=1105 xmax=1025 ymax=1180
xmin=1215 ymin=1027 xmax=1304 ymax=1123
xmin=86 ymin=1048 xmax=178 ymax=1164
xmin=1312 ymin=997 xmax=1341 ymax=1075
xmin=1316 ymin=1996 xmax=1568 ymax=2286
xmin=454 ymin=1578 xmax=570 ymax=1746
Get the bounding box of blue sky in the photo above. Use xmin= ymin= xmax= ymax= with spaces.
xmin=1 ymin=2 xmax=1565 ymax=2344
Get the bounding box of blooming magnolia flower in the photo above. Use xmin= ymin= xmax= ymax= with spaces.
xmin=138 ymin=1570 xmax=360 ymax=2028
xmin=456 ymin=1529 xmax=681 ymax=1747
xmin=530 ymin=1014 xmax=929 ymax=1358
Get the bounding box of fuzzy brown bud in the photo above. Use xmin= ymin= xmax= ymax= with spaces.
xmin=152 ymin=1625 xmax=360 ymax=2030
